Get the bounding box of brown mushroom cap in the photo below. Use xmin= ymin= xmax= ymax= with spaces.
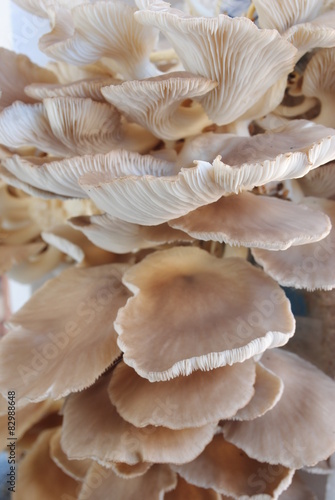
xmin=252 ymin=198 xmax=335 ymax=290
xmin=169 ymin=192 xmax=331 ymax=250
xmin=165 ymin=476 xmax=221 ymax=500
xmin=49 ymin=427 xmax=91 ymax=481
xmin=172 ymin=434 xmax=294 ymax=499
xmin=61 ymin=374 xmax=216 ymax=466
xmin=108 ymin=359 xmax=256 ymax=429
xmin=115 ymin=247 xmax=294 ymax=382
xmin=0 ymin=264 xmax=130 ymax=403
xmin=223 ymin=348 xmax=335 ymax=468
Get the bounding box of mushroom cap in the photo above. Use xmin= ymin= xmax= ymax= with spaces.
xmin=252 ymin=197 xmax=335 ymax=290
xmin=253 ymin=0 xmax=324 ymax=32
xmin=61 ymin=374 xmax=217 ymax=466
xmin=40 ymin=0 xmax=160 ymax=79
xmin=0 ymin=264 xmax=130 ymax=402
xmin=79 ymin=120 xmax=335 ymax=225
xmin=102 ymin=72 xmax=217 ymax=140
xmin=49 ymin=427 xmax=91 ymax=481
xmin=172 ymin=434 xmax=294 ymax=499
xmin=69 ymin=214 xmax=192 ymax=254
xmin=3 ymin=149 xmax=177 ymax=200
xmin=165 ymin=476 xmax=221 ymax=500
xmin=78 ymin=462 xmax=177 ymax=500
xmin=135 ymin=2 xmax=297 ymax=125
xmin=115 ymin=247 xmax=295 ymax=381
xmin=169 ymin=192 xmax=331 ymax=250
xmin=223 ymin=348 xmax=335 ymax=468
xmin=15 ymin=428 xmax=79 ymax=500
xmin=108 ymin=359 xmax=256 ymax=429
xmin=298 ymin=162 xmax=335 ymax=199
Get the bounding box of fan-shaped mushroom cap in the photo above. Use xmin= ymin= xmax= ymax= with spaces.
xmin=111 ymin=461 xmax=152 ymax=478
xmin=165 ymin=476 xmax=220 ymax=500
xmin=3 ymin=150 xmax=175 ymax=199
xmin=223 ymin=349 xmax=335 ymax=468
xmin=0 ymin=48 xmax=58 ymax=108
xmin=135 ymin=1 xmax=297 ymax=125
xmin=231 ymin=362 xmax=283 ymax=421
xmin=79 ymin=120 xmax=335 ymax=225
xmin=115 ymin=247 xmax=294 ymax=382
xmin=302 ymin=48 xmax=335 ymax=127
xmin=172 ymin=435 xmax=294 ymax=499
xmin=25 ymin=76 xmax=119 ymax=102
xmin=252 ymin=198 xmax=335 ymax=290
xmin=253 ymin=0 xmax=330 ymax=32
xmin=61 ymin=374 xmax=217 ymax=466
xmin=0 ymin=264 xmax=130 ymax=403
xmin=69 ymin=214 xmax=192 ymax=254
xmin=49 ymin=428 xmax=91 ymax=481
xmin=169 ymin=192 xmax=331 ymax=250
xmin=78 ymin=462 xmax=177 ymax=500
xmin=298 ymin=162 xmax=335 ymax=199
xmin=13 ymin=0 xmax=84 ymax=17
xmin=40 ymin=0 xmax=160 ymax=79
xmin=102 ymin=72 xmax=216 ymax=140
xmin=108 ymin=359 xmax=256 ymax=429
xmin=15 ymin=428 xmax=79 ymax=500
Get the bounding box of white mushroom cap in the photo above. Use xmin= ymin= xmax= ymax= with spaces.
xmin=135 ymin=1 xmax=297 ymax=125
xmin=115 ymin=247 xmax=295 ymax=381
xmin=298 ymin=162 xmax=335 ymax=199
xmin=2 ymin=150 xmax=176 ymax=199
xmin=40 ymin=0 xmax=160 ymax=79
xmin=0 ymin=264 xmax=130 ymax=402
xmin=223 ymin=348 xmax=335 ymax=468
xmin=79 ymin=120 xmax=335 ymax=225
xmin=0 ymin=48 xmax=58 ymax=108
xmin=102 ymin=72 xmax=217 ymax=140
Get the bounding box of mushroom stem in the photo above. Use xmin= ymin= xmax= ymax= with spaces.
xmin=150 ymin=49 xmax=178 ymax=63
xmin=223 ymin=244 xmax=249 ymax=260
xmin=246 ymin=3 xmax=256 ymax=20
xmin=122 ymin=123 xmax=159 ymax=154
xmin=314 ymin=95 xmax=335 ymax=127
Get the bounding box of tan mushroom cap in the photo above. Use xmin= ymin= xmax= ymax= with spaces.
xmin=298 ymin=162 xmax=335 ymax=199
xmin=169 ymin=192 xmax=331 ymax=250
xmin=102 ymin=72 xmax=217 ymax=140
xmin=108 ymin=359 xmax=256 ymax=429
xmin=252 ymin=198 xmax=335 ymax=290
xmin=172 ymin=434 xmax=294 ymax=499
xmin=115 ymin=247 xmax=294 ymax=382
xmin=165 ymin=476 xmax=221 ymax=500
xmin=231 ymin=363 xmax=284 ymax=421
xmin=0 ymin=264 xmax=130 ymax=403
xmin=15 ymin=428 xmax=79 ymax=500
xmin=61 ymin=374 xmax=217 ymax=466
xmin=302 ymin=48 xmax=335 ymax=127
xmin=79 ymin=462 xmax=177 ymax=500
xmin=223 ymin=348 xmax=335 ymax=468
xmin=49 ymin=427 xmax=91 ymax=481
xmin=69 ymin=214 xmax=192 ymax=254
xmin=40 ymin=0 xmax=160 ymax=79
xmin=79 ymin=120 xmax=335 ymax=225
xmin=253 ymin=0 xmax=325 ymax=32
xmin=0 ymin=48 xmax=58 ymax=108
xmin=135 ymin=2 xmax=297 ymax=125
xmin=3 ymin=150 xmax=176 ymax=199
xmin=25 ymin=76 xmax=119 ymax=102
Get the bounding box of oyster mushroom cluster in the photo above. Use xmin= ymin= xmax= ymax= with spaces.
xmin=1 ymin=0 xmax=335 ymax=498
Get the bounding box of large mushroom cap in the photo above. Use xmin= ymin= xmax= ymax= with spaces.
xmin=116 ymin=246 xmax=295 ymax=381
